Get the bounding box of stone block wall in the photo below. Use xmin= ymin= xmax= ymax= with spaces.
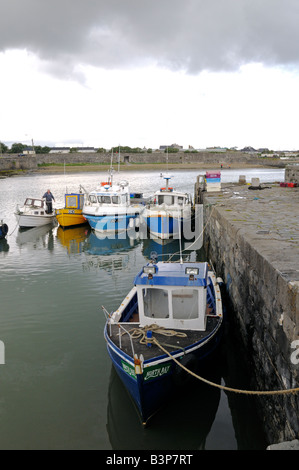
xmin=285 ymin=165 xmax=299 ymax=183
xmin=203 ymin=200 xmax=299 ymax=445
xmin=0 ymin=151 xmax=289 ymax=171
xmin=0 ymin=156 xmax=37 ymax=171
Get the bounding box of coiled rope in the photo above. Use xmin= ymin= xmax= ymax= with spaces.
xmin=122 ymin=324 xmax=187 ymax=351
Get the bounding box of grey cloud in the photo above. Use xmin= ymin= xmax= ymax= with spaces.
xmin=1 ymin=0 xmax=299 ymax=79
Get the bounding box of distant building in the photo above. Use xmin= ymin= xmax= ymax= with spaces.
xmin=23 ymin=146 xmax=36 ymax=155
xmin=205 ymin=147 xmax=227 ymax=152
xmin=49 ymin=147 xmax=70 ymax=153
xmin=159 ymin=143 xmax=183 ymax=150
xmin=77 ymin=147 xmax=96 ymax=153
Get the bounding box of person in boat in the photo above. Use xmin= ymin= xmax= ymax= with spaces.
xmin=43 ymin=189 xmax=55 ymax=213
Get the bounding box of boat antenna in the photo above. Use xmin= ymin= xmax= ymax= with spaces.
xmin=166 ymin=146 xmax=169 ymax=172
xmin=108 ymin=148 xmax=114 ymax=185
xmin=64 ymin=159 xmax=68 ymax=193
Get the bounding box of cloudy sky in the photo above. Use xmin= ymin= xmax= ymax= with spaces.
xmin=1 ymin=0 xmax=299 ymax=150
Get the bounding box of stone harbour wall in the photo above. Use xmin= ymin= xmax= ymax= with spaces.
xmin=285 ymin=165 xmax=299 ymax=183
xmin=0 ymin=151 xmax=289 ymax=172
xmin=0 ymin=156 xmax=37 ymax=172
xmin=201 ymin=184 xmax=299 ymax=445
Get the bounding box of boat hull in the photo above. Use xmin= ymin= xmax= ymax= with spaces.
xmin=84 ymin=213 xmax=138 ymax=233
xmin=142 ymin=207 xmax=192 ymax=240
xmin=145 ymin=213 xmax=183 ymax=239
xmin=104 ymin=321 xmax=223 ymax=425
xmin=55 ymin=208 xmax=86 ymax=228
xmin=15 ymin=213 xmax=56 ymax=228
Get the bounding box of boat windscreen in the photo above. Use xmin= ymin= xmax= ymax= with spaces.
xmin=158 ymin=195 xmax=174 ymax=205
xmin=172 ymin=289 xmax=198 ymax=319
xmin=143 ymin=288 xmax=169 ymax=319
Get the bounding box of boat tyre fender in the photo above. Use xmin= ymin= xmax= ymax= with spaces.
xmin=0 ymin=223 xmax=8 ymax=238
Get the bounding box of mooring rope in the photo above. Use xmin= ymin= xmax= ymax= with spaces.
xmin=8 ymin=221 xmax=19 ymax=236
xmin=152 ymin=337 xmax=299 ymax=396
xmin=168 ymin=204 xmax=215 ymax=261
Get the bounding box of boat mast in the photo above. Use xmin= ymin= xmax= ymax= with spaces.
xmin=108 ymin=148 xmax=114 ymax=185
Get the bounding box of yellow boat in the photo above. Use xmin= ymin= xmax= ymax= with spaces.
xmin=55 ymin=192 xmax=87 ymax=228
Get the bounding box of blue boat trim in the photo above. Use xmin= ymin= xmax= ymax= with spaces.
xmin=134 ymin=261 xmax=208 ymax=287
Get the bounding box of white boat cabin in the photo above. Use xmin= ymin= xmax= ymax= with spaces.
xmin=148 ymin=176 xmax=192 ymax=209
xmin=113 ymin=262 xmax=212 ymax=332
xmin=86 ymin=182 xmax=131 ymax=208
xmin=22 ymin=198 xmax=48 ymax=214
xmin=24 ymin=198 xmax=45 ymax=209
xmin=151 ymin=189 xmax=192 ymax=208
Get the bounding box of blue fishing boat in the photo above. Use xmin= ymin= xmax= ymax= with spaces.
xmin=103 ymin=258 xmax=224 ymax=426
xmin=141 ymin=177 xmax=193 ymax=240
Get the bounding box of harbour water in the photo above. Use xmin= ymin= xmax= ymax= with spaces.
xmin=0 ymin=168 xmax=284 ymax=450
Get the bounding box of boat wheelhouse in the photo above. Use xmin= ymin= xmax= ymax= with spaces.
xmin=56 ymin=192 xmax=87 ymax=228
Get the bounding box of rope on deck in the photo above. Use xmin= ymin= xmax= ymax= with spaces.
xmin=124 ymin=324 xmax=187 ymax=346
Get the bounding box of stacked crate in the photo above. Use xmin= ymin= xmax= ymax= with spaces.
xmin=205 ymin=171 xmax=221 ymax=192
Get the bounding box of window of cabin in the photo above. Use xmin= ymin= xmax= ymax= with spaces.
xmin=143 ymin=288 xmax=169 ymax=319
xmin=158 ymin=195 xmax=174 ymax=205
xmin=100 ymin=195 xmax=111 ymax=204
xmin=172 ymin=289 xmax=198 ymax=319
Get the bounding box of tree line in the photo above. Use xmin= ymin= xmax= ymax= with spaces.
xmin=0 ymin=142 xmax=203 ymax=155
xmin=0 ymin=142 xmax=51 ymax=154
xmin=0 ymin=143 xmax=154 ymax=155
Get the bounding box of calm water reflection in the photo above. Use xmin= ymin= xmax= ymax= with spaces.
xmin=0 ymin=169 xmax=283 ymax=450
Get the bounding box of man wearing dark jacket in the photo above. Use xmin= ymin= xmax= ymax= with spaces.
xmin=43 ymin=189 xmax=55 ymax=213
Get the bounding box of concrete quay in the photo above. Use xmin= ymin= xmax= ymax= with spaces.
xmin=200 ymin=180 xmax=299 ymax=447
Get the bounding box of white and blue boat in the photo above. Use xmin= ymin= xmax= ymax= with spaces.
xmin=142 ymin=177 xmax=193 ymax=240
xmin=103 ymin=258 xmax=224 ymax=426
xmin=83 ymin=179 xmax=144 ymax=233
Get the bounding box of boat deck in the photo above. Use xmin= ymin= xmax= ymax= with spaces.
xmin=106 ymin=316 xmax=221 ymax=361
